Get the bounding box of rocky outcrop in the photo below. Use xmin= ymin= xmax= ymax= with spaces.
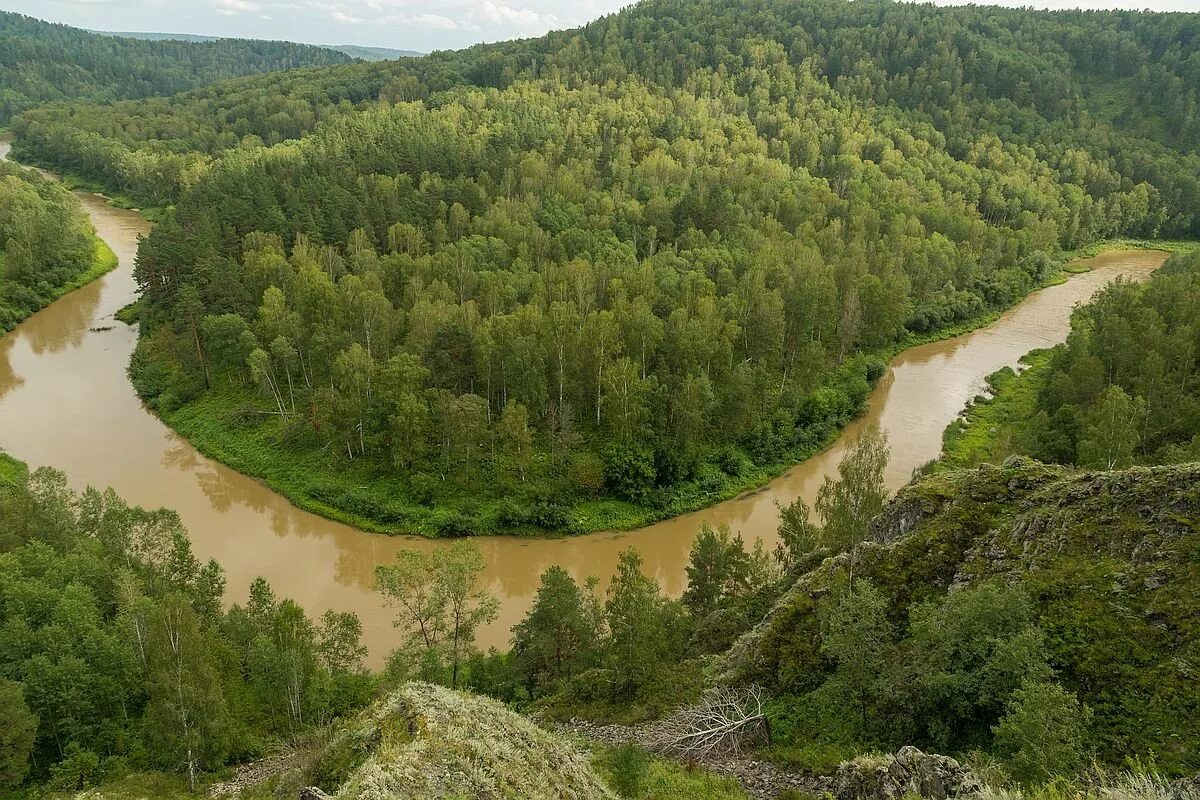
xmin=832 ymin=747 xmax=982 ymax=800
xmin=213 ymin=683 xmax=614 ymax=800
xmin=719 ymin=460 xmax=1200 ymax=767
xmin=323 ymin=683 xmax=615 ymax=800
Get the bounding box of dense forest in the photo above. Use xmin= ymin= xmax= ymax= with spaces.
xmin=0 ymin=158 xmax=113 ymax=333
xmin=65 ymin=0 xmax=1191 ymax=534
xmin=943 ymin=249 xmax=1200 ymax=470
xmin=0 ymin=11 xmax=351 ymax=125
xmin=5 ymin=429 xmax=1195 ymax=796
xmin=0 ymin=461 xmax=373 ymax=792
xmin=11 ymin=0 xmax=1200 ymax=226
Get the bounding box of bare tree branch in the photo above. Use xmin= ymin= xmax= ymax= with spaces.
xmin=648 ymin=686 xmax=770 ymax=761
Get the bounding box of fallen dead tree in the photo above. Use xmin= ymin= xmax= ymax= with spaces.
xmin=647 ymin=685 xmax=770 ymax=760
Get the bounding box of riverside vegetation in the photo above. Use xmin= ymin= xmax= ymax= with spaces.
xmin=941 ymin=249 xmax=1200 ymax=471
xmin=0 ymin=157 xmax=116 ymax=333
xmin=11 ymin=0 xmax=1196 ymax=535
xmin=2 ymin=415 xmax=1197 ymax=798
xmin=1 ymin=1 xmax=1199 ymax=798
xmin=0 ymin=219 xmax=1197 ymax=799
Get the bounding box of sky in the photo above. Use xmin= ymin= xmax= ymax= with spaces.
xmin=3 ymin=0 xmax=1197 ymax=53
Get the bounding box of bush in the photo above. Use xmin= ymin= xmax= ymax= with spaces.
xmin=606 ymin=744 xmax=650 ymax=799
xmin=603 ymin=443 xmax=657 ymax=503
xmin=992 ymin=681 xmax=1091 ymax=786
xmin=569 ymin=451 xmax=607 ymax=495
xmin=49 ymin=743 xmax=102 ymax=790
xmin=713 ymin=445 xmax=753 ymax=477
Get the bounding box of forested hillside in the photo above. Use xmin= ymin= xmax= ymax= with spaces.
xmin=0 ymin=158 xmax=115 ymax=332
xmin=721 ymin=457 xmax=1200 ymax=776
xmin=0 ymin=11 xmax=351 ymax=125
xmin=12 ymin=0 xmax=1200 ymax=227
xmin=49 ymin=0 xmax=1186 ymax=535
xmin=942 ymin=248 xmax=1200 ymax=470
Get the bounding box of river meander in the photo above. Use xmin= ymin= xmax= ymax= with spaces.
xmin=0 ymin=138 xmax=1165 ymax=664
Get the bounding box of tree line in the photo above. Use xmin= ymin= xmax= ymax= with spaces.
xmin=0 ymin=465 xmax=373 ymax=792
xmin=9 ymin=0 xmax=1199 ymax=238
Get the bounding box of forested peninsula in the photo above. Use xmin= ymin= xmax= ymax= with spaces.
xmin=10 ymin=0 xmax=1196 ymax=536
xmin=0 ymin=156 xmax=115 ymax=333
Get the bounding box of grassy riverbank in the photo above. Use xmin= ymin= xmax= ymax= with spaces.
xmin=138 ymin=245 xmax=1169 ymax=538
xmin=0 ymin=449 xmax=27 ymax=485
xmin=1 ymin=221 xmax=118 ymax=335
xmin=938 ymin=242 xmax=1199 ymax=473
xmin=938 ymin=349 xmax=1054 ymax=471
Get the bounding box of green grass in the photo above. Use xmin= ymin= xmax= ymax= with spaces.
xmin=591 ymin=744 xmax=751 ymax=800
xmin=0 ymin=449 xmax=28 ymax=486
xmin=1057 ymin=237 xmax=1196 ymax=266
xmin=938 ymin=349 xmax=1053 ymax=471
xmin=56 ymin=173 xmax=168 ymax=222
xmin=2 ymin=771 xmax=196 ymax=800
xmin=157 ymin=381 xmax=848 ymax=536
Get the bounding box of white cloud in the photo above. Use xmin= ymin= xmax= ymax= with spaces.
xmin=213 ymin=0 xmax=261 ymax=14
xmin=478 ymin=1 xmax=545 ymax=27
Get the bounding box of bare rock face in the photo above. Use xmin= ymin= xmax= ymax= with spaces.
xmin=298 ymin=789 xmax=332 ymax=800
xmin=833 ymin=747 xmax=982 ymax=800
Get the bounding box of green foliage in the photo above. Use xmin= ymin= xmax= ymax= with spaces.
xmin=819 ymin=581 xmax=894 ymax=741
xmin=374 ymin=540 xmax=499 ymax=688
xmin=0 ymin=11 xmax=351 ymax=125
xmin=0 ymin=159 xmax=117 ymax=333
xmin=604 ymin=550 xmax=689 ymax=698
xmin=942 ymin=249 xmax=1200 ymax=471
xmin=907 ymin=584 xmax=1053 ymax=751
xmin=0 ymin=678 xmax=36 ymax=789
xmin=65 ymin=0 xmax=1200 ymax=533
xmin=605 ymin=744 xmax=650 ymax=799
xmin=593 ymin=744 xmax=750 ymax=800
xmin=814 ymin=427 xmax=890 ymax=551
xmin=993 ymin=682 xmax=1092 ymax=787
xmin=727 ymin=459 xmax=1200 ymax=774
xmin=0 ymin=466 xmax=373 ymax=790
xmin=511 ymin=566 xmax=601 ymax=694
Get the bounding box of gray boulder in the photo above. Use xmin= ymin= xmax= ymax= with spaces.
xmin=833 ymin=746 xmax=982 ymax=800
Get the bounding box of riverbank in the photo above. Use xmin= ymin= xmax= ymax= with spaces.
xmin=136 ymin=242 xmax=1181 ymax=538
xmin=0 ymin=448 xmax=26 ymax=485
xmin=0 ymin=238 xmax=118 ymax=334
xmin=0 ymin=141 xmax=120 ymax=334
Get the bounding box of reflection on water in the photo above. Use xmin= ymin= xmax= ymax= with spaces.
xmin=0 ymin=141 xmax=1166 ymax=665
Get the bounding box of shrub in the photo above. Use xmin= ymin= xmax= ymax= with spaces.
xmin=606 ymin=744 xmax=650 ymax=798
xmin=603 ymin=443 xmax=657 ymax=503
xmin=992 ymin=681 xmax=1091 ymax=786
xmin=569 ymin=450 xmax=607 ymax=494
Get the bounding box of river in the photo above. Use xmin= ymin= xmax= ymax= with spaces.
xmin=0 ymin=139 xmax=1166 ymax=665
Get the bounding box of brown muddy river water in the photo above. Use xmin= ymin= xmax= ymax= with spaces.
xmin=0 ymin=140 xmax=1166 ymax=665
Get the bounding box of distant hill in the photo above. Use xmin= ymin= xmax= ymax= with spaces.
xmin=326 ymin=43 xmax=422 ymax=60
xmin=95 ymin=30 xmax=422 ymax=60
xmin=0 ymin=11 xmax=352 ymax=124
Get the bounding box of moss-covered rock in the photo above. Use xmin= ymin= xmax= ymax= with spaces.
xmin=299 ymin=683 xmax=615 ymax=800
xmin=723 ymin=460 xmax=1200 ymax=771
